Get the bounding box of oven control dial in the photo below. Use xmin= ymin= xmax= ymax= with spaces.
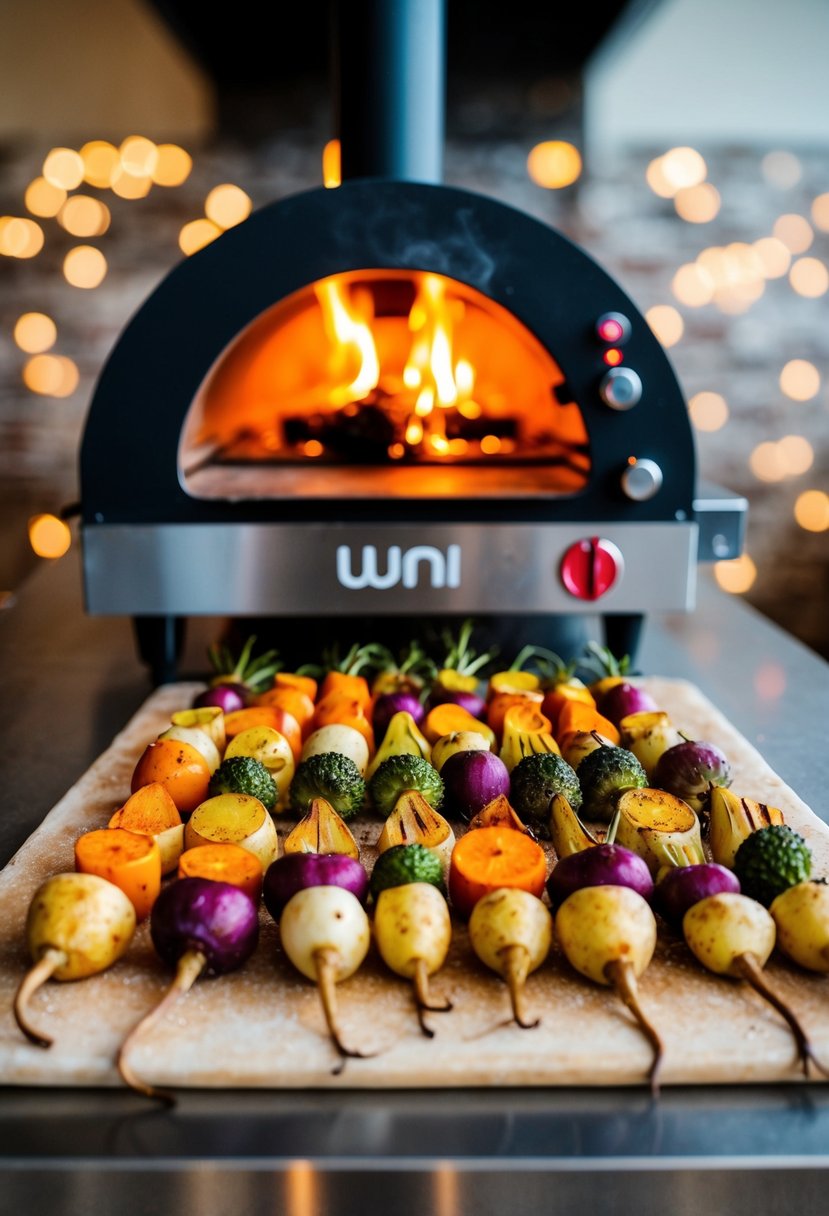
xmin=560 ymin=537 xmax=624 ymax=601
xmin=600 ymin=367 xmax=642 ymax=410
xmin=621 ymin=457 xmax=663 ymax=501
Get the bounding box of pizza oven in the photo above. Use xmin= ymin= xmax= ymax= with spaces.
xmin=79 ymin=0 xmax=746 ymax=680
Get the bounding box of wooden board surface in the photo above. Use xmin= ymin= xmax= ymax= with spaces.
xmin=1 ymin=678 xmax=827 ymax=1091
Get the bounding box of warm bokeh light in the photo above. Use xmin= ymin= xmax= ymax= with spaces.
xmin=204 ymin=184 xmax=252 ymax=230
xmin=749 ymin=441 xmax=787 ymax=482
xmin=322 ymin=139 xmax=341 ymax=188
xmin=80 ymin=140 xmax=119 ymax=188
xmin=120 ymin=136 xmax=158 ymax=177
xmin=674 ymin=183 xmax=720 ymax=223
xmin=671 ymin=262 xmax=714 ymax=307
xmin=109 ymin=165 xmax=152 ymax=199
xmin=714 ymin=553 xmax=757 ymax=594
xmin=13 ymin=313 xmax=57 ymax=354
xmin=754 ymin=662 xmax=786 ymax=701
xmin=761 ymin=151 xmax=802 ymax=189
xmin=689 ymin=391 xmax=728 ymax=432
xmin=527 ymin=141 xmax=582 ymax=189
xmin=480 ymin=434 xmax=502 ymax=454
xmin=794 ymin=490 xmax=829 ymax=532
xmin=24 ymin=176 xmax=66 ymax=218
xmin=713 ymin=280 xmax=764 ymax=315
xmin=58 ymin=195 xmax=111 ymax=238
xmin=780 ymin=359 xmax=820 ymax=401
xmin=42 ymin=147 xmax=84 ymax=190
xmin=777 ymin=434 xmax=814 ymax=476
xmin=645 ymin=304 xmax=684 ymax=347
xmin=152 ymin=144 xmax=192 ymax=187
xmin=28 ymin=514 xmax=72 ymax=559
xmin=63 ymin=245 xmax=107 ymax=289
xmin=179 ymin=218 xmax=222 ymax=255
xmin=23 ymin=354 xmax=80 ymax=398
xmin=645 ymin=156 xmax=675 ymax=199
xmin=660 ymin=146 xmax=706 ymax=191
xmin=812 ymin=192 xmax=829 ymax=233
xmin=772 ymin=213 xmax=813 ymax=254
xmin=753 ymin=237 xmax=791 ymax=279
xmin=789 ymin=257 xmax=829 ymax=298
xmin=0 ymin=217 xmax=44 ymax=258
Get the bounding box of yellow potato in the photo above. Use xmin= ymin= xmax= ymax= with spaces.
xmin=555 ymin=885 xmax=656 ymax=986
xmin=185 ymin=793 xmax=279 ymax=870
xmin=683 ymin=892 xmax=775 ymax=976
xmin=770 ymin=881 xmax=829 ymax=973
xmin=374 ymin=883 xmax=451 ymax=978
xmin=25 ymin=872 xmax=136 ymax=980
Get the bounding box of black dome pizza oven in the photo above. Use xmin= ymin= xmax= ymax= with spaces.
xmin=79 ymin=0 xmax=745 ymax=679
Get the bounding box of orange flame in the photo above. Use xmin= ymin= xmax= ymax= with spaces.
xmin=315 ymin=278 xmax=380 ymax=405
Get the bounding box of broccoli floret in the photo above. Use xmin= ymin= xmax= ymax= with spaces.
xmin=577 ymin=745 xmax=646 ymax=823
xmin=208 ymin=755 xmax=277 ymax=812
xmin=369 ymin=755 xmax=443 ymax=819
xmin=370 ymin=843 xmax=445 ymax=900
xmin=734 ymin=824 xmax=812 ymax=907
xmin=289 ymin=752 xmax=365 ymax=821
xmin=510 ymin=753 xmax=581 ymax=834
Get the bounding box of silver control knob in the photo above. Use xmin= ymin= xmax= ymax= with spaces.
xmin=621 ymin=458 xmax=663 ymax=501
xmin=600 ymin=366 xmax=643 ymax=410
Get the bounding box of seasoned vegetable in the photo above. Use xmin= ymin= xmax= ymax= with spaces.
xmin=431 ymin=731 xmax=492 ymax=772
xmin=301 ymin=725 xmax=370 ymax=775
xmin=373 ymin=883 xmax=452 ymax=1035
xmin=195 ymin=634 xmax=281 ymax=708
xmin=578 ymin=746 xmax=647 ymax=823
xmin=118 ymin=878 xmax=259 ymax=1100
xmin=177 ymin=843 xmax=263 ymax=903
xmin=74 ymin=828 xmax=161 ymax=922
xmin=708 ymin=788 xmax=785 ymax=869
xmin=549 ymin=793 xmax=599 ymax=859
xmin=368 ymin=754 xmax=443 ymax=819
xmin=498 ymin=703 xmax=559 ymax=774
xmin=733 ymin=825 xmax=812 ymax=907
xmin=468 ymin=794 xmax=530 ymax=835
xmin=509 ymin=752 xmax=582 ymax=832
xmin=770 ymin=881 xmax=829 ymax=973
xmin=369 ymin=843 xmax=445 ymax=901
xmin=108 ymin=782 xmax=184 ymax=876
xmin=468 ymin=888 xmax=552 ymax=1028
xmin=615 ymin=787 xmax=705 ymax=874
xmin=547 ymin=843 xmax=654 ymax=909
xmin=652 ymin=740 xmax=732 ymax=816
xmin=597 ymin=682 xmax=658 ymax=728
xmin=170 ymin=707 xmax=226 ymax=754
xmin=618 ymin=712 xmax=684 ymax=779
xmin=208 ymin=756 xmax=277 ymax=814
xmin=158 ymin=725 xmax=221 ymax=774
xmin=366 ymin=712 xmax=431 ymax=781
xmin=555 ymin=885 xmax=663 ymax=1091
xmin=440 ymin=750 xmax=511 ymax=822
xmin=283 ymin=797 xmax=361 ymax=860
xmin=131 ymin=738 xmax=211 ymax=816
xmin=290 ymin=753 xmax=366 ymax=820
xmin=263 ymin=853 xmax=369 ymax=919
xmin=654 ymin=863 xmax=740 ymax=926
xmin=557 ymin=729 xmax=615 ymax=772
xmin=448 ymin=826 xmax=547 ymax=918
xmin=225 ymin=727 xmax=295 ymax=810
xmin=376 ymin=792 xmax=456 ymax=874
xmin=14 ymin=873 xmax=136 ymax=1048
xmin=373 ymin=692 xmax=426 ymax=741
xmin=184 ymin=793 xmax=280 ymax=871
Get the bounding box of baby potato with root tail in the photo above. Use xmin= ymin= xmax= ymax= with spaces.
xmin=468 ymin=887 xmax=552 ymax=1029
xmin=373 ymin=883 xmax=453 ymax=1036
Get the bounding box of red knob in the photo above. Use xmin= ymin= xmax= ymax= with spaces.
xmin=560 ymin=537 xmax=623 ymax=601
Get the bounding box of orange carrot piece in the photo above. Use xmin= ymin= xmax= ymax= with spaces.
xmin=246 ymin=689 xmax=316 ymax=735
xmin=177 ymin=843 xmax=263 ymax=903
xmin=485 ymin=691 xmax=544 ymax=740
xmin=274 ymin=672 xmax=318 ymax=701
xmin=422 ymin=702 xmax=489 ymax=745
xmin=130 ymin=738 xmax=211 ymax=816
xmin=109 ymin=782 xmax=182 ymax=833
xmin=318 ymin=670 xmax=372 ymax=711
xmin=555 ymin=700 xmax=620 ymax=746
xmin=448 ymin=826 xmax=547 ymax=919
xmin=75 ymin=828 xmax=162 ymax=921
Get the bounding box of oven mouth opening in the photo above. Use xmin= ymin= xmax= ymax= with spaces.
xmin=180 ymin=268 xmax=590 ymax=501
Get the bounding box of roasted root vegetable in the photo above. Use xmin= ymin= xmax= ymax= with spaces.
xmin=118 ymin=878 xmax=259 ymax=1100
xmin=376 ymin=792 xmax=456 ymax=874
xmin=547 ymin=843 xmax=654 ymax=909
xmin=555 ymin=885 xmax=663 ymax=1090
xmin=279 ymin=885 xmax=372 ymax=1065
xmin=366 ymin=712 xmax=432 ymax=780
xmin=557 ymin=730 xmax=615 ymax=772
xmin=440 ymin=750 xmax=511 ymax=822
xmin=263 ymin=852 xmax=369 ymax=919
xmin=372 ymin=692 xmax=426 ymax=741
xmin=614 ymin=787 xmax=705 ymax=874
xmin=177 ymin=842 xmax=264 ymax=904
xmin=74 ymin=828 xmax=161 ymax=922
xmin=596 ymin=682 xmax=658 ymax=728
xmin=157 ymin=725 xmax=221 ymax=775
xmin=431 ymin=731 xmax=492 ymax=772
xmin=468 ymin=794 xmax=530 ymax=835
xmin=448 ymin=826 xmax=547 ymax=919
xmin=652 ymin=740 xmax=732 ymax=816
xmin=14 ymin=873 xmax=136 ymax=1048
xmin=653 ymin=863 xmax=740 ymax=926
xmin=170 ymin=707 xmax=226 ymax=754
xmin=108 ymin=782 xmax=184 ymax=876
xmin=683 ymin=892 xmax=828 ymax=1078
xmin=184 ymin=792 xmax=280 ymax=871
xmin=498 ymin=703 xmax=559 ymax=774
xmin=199 ymin=634 xmax=281 ymax=704
xmin=770 ymin=881 xmax=829 ymax=973
xmin=283 ymin=797 xmax=361 ymax=860
xmin=548 ymin=793 xmax=599 ymax=859
xmin=373 ymin=883 xmax=453 ymax=1035
xmin=709 ymin=788 xmax=785 ymax=869
xmin=131 ymin=738 xmax=211 ymax=816
xmin=618 ymin=712 xmax=684 ymax=779
xmin=424 ymin=703 xmax=495 ymax=747
xmin=468 ymin=888 xmax=552 ymax=1028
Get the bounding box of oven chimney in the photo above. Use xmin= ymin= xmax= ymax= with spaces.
xmin=333 ymin=0 xmax=446 ymax=183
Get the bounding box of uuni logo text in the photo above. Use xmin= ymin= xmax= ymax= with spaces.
xmin=336 ymin=544 xmax=462 ymax=590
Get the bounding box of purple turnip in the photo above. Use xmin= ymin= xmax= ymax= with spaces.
xmin=263 ymin=853 xmax=369 ymax=921
xmin=373 ymin=692 xmax=425 ymax=741
xmin=599 ymin=682 xmax=659 ymax=727
xmin=193 ymin=683 xmax=248 ymax=713
xmin=428 ymin=688 xmax=487 ymax=720
xmin=440 ymin=750 xmax=510 ymax=821
xmin=547 ymin=844 xmax=654 ymax=909
xmin=118 ymin=878 xmax=259 ymax=1101
xmin=655 ymin=863 xmax=741 ymax=926
xmin=652 ymin=740 xmax=732 ymax=815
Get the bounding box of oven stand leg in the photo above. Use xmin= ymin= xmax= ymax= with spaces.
xmin=602 ymin=613 xmax=644 ymax=667
xmin=132 ymin=615 xmax=185 ymax=686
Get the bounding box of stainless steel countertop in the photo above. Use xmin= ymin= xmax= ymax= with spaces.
xmin=2 ymin=553 xmax=828 ymax=1215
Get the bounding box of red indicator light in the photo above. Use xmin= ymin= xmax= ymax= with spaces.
xmin=598 ymin=318 xmax=624 ymax=343
xmin=603 ymin=347 xmax=624 ymax=366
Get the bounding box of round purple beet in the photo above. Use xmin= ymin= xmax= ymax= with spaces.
xmin=193 ymin=682 xmax=248 ymax=713
xmin=440 ymin=749 xmax=510 ymax=821
xmin=150 ymin=878 xmax=259 ymax=975
xmin=599 ymin=682 xmax=659 ymax=727
xmin=263 ymin=853 xmax=369 ymax=921
xmin=372 ymin=692 xmax=425 ymax=741
xmin=652 ymin=740 xmax=732 ymax=814
xmin=546 ymin=844 xmax=654 ymax=908
xmin=428 ymin=688 xmax=487 ymax=720
xmin=654 ymin=863 xmax=740 ymax=926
